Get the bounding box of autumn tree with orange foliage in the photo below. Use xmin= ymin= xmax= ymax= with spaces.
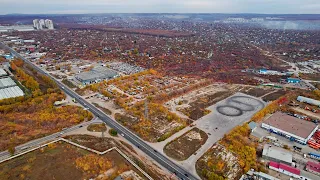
xmin=76 ymin=154 xmax=113 ymax=174
xmin=219 ymin=124 xmax=257 ymax=173
xmin=251 ymin=96 xmax=288 ymax=122
xmin=1 ymin=60 xmax=93 ymax=152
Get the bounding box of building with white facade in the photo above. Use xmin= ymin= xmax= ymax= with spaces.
xmin=262 ymin=144 xmax=292 ymax=165
xmin=45 ymin=19 xmax=54 ymax=29
xmin=297 ymin=96 xmax=320 ymax=107
xmin=262 ymin=112 xmax=318 ymax=144
xmin=33 ymin=19 xmax=54 ymax=30
xmin=39 ymin=19 xmax=45 ymax=29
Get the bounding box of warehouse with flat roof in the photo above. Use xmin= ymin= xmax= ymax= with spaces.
xmin=0 ymin=77 xmax=16 ymax=89
xmin=0 ymin=86 xmax=24 ymax=100
xmin=262 ymin=144 xmax=293 ymax=165
xmin=262 ymin=112 xmax=318 ymax=144
xmin=297 ymin=96 xmax=320 ymax=107
xmin=75 ymin=66 xmax=118 ymax=85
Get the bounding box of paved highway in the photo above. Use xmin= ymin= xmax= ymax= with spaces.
xmin=0 ymin=42 xmax=197 ymax=180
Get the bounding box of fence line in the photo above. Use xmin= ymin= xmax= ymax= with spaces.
xmin=1 ymin=138 xmax=153 ymax=180
xmin=0 ymin=139 xmax=61 ymax=164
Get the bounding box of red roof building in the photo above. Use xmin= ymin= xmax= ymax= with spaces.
xmin=279 ymin=163 xmax=300 ymax=175
xmin=269 ymin=161 xmax=279 ymax=169
xmin=269 ymin=161 xmax=301 ymax=178
xmin=306 ymin=161 xmax=320 ymax=176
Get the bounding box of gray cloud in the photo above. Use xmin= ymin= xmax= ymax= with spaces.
xmin=0 ymin=0 xmax=319 ymax=14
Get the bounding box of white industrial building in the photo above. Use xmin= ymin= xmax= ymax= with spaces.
xmin=262 ymin=144 xmax=292 ymax=165
xmin=259 ymin=69 xmax=284 ymax=75
xmin=0 ymin=77 xmax=16 ymax=88
xmin=0 ymin=25 xmax=35 ymax=32
xmin=75 ymin=66 xmax=118 ymax=85
xmin=262 ymin=112 xmax=318 ymax=144
xmin=297 ymin=96 xmax=320 ymax=107
xmin=0 ymin=86 xmax=24 ymax=100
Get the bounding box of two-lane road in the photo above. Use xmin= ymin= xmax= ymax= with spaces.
xmin=0 ymin=118 xmax=99 ymax=162
xmin=0 ymin=42 xmax=197 ymax=180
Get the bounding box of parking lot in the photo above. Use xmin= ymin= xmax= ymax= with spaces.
xmin=165 ymin=92 xmax=266 ymax=176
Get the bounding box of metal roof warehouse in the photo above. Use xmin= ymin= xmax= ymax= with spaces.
xmin=75 ymin=66 xmax=118 ymax=85
xmin=0 ymin=77 xmax=16 ymax=89
xmin=262 ymin=144 xmax=292 ymax=165
xmin=0 ymin=86 xmax=24 ymax=100
xmin=262 ymin=112 xmax=318 ymax=144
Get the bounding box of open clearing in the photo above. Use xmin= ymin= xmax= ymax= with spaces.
xmin=196 ymin=144 xmax=242 ymax=180
xmin=262 ymin=90 xmax=286 ymax=101
xmin=87 ymin=123 xmax=107 ymax=132
xmin=240 ymin=87 xmax=274 ymax=97
xmin=167 ymin=84 xmax=271 ymax=120
xmin=65 ymin=134 xmax=127 ymax=152
xmin=170 ymin=93 xmax=265 ymax=176
xmin=164 ymin=128 xmax=208 ymax=161
xmin=0 ymin=141 xmax=145 ymax=180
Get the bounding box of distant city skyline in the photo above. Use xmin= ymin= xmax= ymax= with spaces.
xmin=0 ymin=0 xmax=320 ymax=15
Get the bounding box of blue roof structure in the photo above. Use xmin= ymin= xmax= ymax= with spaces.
xmin=287 ymin=78 xmax=301 ymax=83
xmin=249 ymin=121 xmax=257 ymax=130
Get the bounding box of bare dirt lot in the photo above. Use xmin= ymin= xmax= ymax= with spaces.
xmin=0 ymin=142 xmax=144 ymax=180
xmin=171 ymin=84 xmax=270 ymax=120
xmin=262 ymin=90 xmax=286 ymax=101
xmin=164 ymin=128 xmax=208 ymax=161
xmin=240 ymin=87 xmax=274 ymax=97
xmin=87 ymin=123 xmax=107 ymax=132
xmin=196 ymin=144 xmax=242 ymax=180
xmin=65 ymin=134 xmax=122 ymax=152
xmin=115 ymin=112 xmax=186 ymax=142
xmin=178 ymin=91 xmax=233 ymax=120
xmin=63 ymin=135 xmax=167 ymax=180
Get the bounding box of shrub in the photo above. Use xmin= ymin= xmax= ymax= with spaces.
xmin=8 ymin=146 xmax=15 ymax=156
xmin=109 ymin=128 xmax=118 ymax=136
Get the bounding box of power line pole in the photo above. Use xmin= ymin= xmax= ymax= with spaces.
xmin=144 ymin=99 xmax=148 ymax=120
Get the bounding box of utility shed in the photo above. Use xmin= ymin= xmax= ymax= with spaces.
xmin=262 ymin=144 xmax=292 ymax=165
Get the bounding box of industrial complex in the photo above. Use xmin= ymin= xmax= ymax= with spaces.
xmin=75 ymin=66 xmax=118 ymax=85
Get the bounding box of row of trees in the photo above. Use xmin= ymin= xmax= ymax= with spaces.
xmin=251 ymin=96 xmax=288 ymax=122
xmin=10 ymin=59 xmax=40 ymax=92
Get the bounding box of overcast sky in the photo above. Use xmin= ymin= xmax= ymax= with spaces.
xmin=1 ymin=0 xmax=319 ymax=14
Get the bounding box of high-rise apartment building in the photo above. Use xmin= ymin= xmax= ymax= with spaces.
xmin=33 ymin=19 xmax=54 ymax=30
xmin=45 ymin=19 xmax=54 ymax=29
